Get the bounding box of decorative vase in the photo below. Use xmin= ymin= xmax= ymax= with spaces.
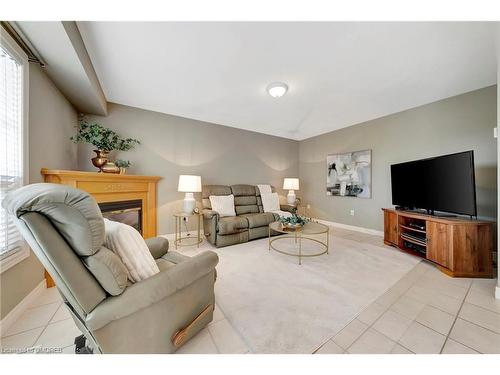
xmin=91 ymin=150 xmax=109 ymax=172
xmin=101 ymin=162 xmax=120 ymax=174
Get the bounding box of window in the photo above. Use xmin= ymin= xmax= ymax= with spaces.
xmin=0 ymin=30 xmax=29 ymax=273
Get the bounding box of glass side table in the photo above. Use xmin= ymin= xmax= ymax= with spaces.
xmin=173 ymin=212 xmax=203 ymax=249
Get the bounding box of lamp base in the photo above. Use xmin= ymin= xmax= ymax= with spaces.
xmin=287 ymin=190 xmax=296 ymax=205
xmin=183 ymin=192 xmax=196 ymax=214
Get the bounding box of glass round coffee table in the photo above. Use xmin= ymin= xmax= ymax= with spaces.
xmin=268 ymin=221 xmax=329 ymax=265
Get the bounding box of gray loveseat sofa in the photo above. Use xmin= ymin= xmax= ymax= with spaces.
xmin=202 ymin=184 xmax=293 ymax=247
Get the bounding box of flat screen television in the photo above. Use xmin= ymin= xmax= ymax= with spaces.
xmin=390 ymin=151 xmax=477 ymax=216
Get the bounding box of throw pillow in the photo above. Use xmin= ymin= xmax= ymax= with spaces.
xmin=209 ymin=194 xmax=236 ymax=217
xmin=261 ymin=192 xmax=280 ymax=213
xmin=103 ymin=218 xmax=160 ymax=282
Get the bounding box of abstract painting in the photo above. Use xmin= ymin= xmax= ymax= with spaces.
xmin=326 ymin=149 xmax=371 ymax=198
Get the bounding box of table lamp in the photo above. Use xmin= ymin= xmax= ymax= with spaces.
xmin=283 ymin=178 xmax=300 ymax=205
xmin=178 ymin=175 xmax=202 ymax=213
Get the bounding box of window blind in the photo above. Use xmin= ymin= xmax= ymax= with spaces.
xmin=0 ymin=45 xmax=24 ymax=260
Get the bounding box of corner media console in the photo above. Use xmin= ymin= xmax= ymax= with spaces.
xmin=382 ymin=208 xmax=493 ymax=278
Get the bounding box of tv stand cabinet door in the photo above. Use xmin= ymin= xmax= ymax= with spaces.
xmin=452 ymin=224 xmax=493 ymax=277
xmin=426 ymin=222 xmax=450 ymax=268
xmin=384 ymin=211 xmax=398 ymax=245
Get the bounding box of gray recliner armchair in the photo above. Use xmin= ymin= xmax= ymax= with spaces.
xmin=2 ymin=183 xmax=219 ymax=354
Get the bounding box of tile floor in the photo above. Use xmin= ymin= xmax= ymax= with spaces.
xmin=1 ymin=228 xmax=499 ymax=354
xmin=0 ymin=287 xmax=79 ymax=354
xmin=0 ymin=286 xmax=247 ymax=354
xmin=315 ymin=259 xmax=500 ymax=354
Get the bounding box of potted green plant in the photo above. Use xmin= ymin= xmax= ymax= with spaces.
xmin=115 ymin=160 xmax=131 ymax=174
xmin=279 ymin=214 xmax=308 ymax=229
xmin=70 ymin=117 xmax=140 ymax=172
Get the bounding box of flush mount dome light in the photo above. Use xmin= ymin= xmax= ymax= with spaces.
xmin=267 ymin=82 xmax=288 ymax=98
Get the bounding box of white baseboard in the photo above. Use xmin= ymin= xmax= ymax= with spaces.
xmin=0 ymin=279 xmax=46 ymax=335
xmin=496 ymin=285 xmax=500 ymax=300
xmin=314 ymin=219 xmax=384 ymax=237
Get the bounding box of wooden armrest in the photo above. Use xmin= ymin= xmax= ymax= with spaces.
xmin=171 ymin=304 xmax=213 ymax=347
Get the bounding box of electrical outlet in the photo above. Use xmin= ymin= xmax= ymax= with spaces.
xmin=306 ymin=204 xmax=311 ymax=209
xmin=350 ymin=209 xmax=355 ymax=216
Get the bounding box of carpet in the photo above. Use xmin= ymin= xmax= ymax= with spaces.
xmin=209 ymin=230 xmax=420 ymax=353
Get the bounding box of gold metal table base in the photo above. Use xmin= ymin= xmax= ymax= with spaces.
xmin=174 ymin=236 xmax=203 ymax=247
xmin=174 ymin=212 xmax=202 ymax=249
xmin=268 ymin=226 xmax=329 ymax=265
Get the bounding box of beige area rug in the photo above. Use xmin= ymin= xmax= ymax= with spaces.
xmin=204 ymin=230 xmax=421 ymax=353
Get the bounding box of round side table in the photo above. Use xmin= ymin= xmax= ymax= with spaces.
xmin=173 ymin=212 xmax=203 ymax=249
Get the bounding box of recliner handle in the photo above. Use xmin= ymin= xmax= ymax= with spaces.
xmin=171 ymin=304 xmax=214 ymax=347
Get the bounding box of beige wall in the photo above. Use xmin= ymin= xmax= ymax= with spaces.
xmin=28 ymin=65 xmax=79 ymax=183
xmin=1 ymin=64 xmax=78 ymax=319
xmin=79 ymin=103 xmax=299 ymax=234
xmin=299 ymin=86 xmax=497 ymax=232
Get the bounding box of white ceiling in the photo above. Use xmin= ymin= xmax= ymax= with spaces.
xmin=77 ymin=22 xmax=497 ymax=140
xmin=15 ymin=21 xmax=107 ymax=115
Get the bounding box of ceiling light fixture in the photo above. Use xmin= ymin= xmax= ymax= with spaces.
xmin=267 ymin=82 xmax=288 ymax=98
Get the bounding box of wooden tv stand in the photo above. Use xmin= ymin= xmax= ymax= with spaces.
xmin=382 ymin=208 xmax=493 ymax=278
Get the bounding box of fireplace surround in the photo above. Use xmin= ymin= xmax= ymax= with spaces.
xmin=41 ymin=168 xmax=161 ymax=287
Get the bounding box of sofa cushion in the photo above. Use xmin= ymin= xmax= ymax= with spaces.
xmin=155 ymin=251 xmax=191 ymax=271
xmin=240 ymin=212 xmax=278 ymax=229
xmin=218 ymin=216 xmax=248 ymax=235
xmin=161 ymin=251 xmax=190 ymax=264
xmin=231 ymin=184 xmax=256 ymax=197
xmin=235 ymin=205 xmax=259 ymax=215
xmin=83 ymin=246 xmax=129 ymax=296
xmin=202 ymin=185 xmax=231 ymax=209
xmin=155 ymin=258 xmax=175 ymax=272
xmin=234 ymin=195 xmax=257 ymax=206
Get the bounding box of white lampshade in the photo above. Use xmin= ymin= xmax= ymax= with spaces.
xmin=283 ymin=178 xmax=299 ymax=190
xmin=178 ymin=175 xmax=202 ymax=193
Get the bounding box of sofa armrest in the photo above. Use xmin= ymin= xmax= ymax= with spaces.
xmin=202 ymin=209 xmax=219 ymax=220
xmin=85 ymin=251 xmax=219 ymax=331
xmin=280 ymin=204 xmax=296 ymax=213
xmin=202 ymin=210 xmax=219 ymax=245
xmin=144 ymin=237 xmax=169 ymax=259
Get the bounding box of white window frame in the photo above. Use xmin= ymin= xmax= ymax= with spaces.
xmin=0 ymin=29 xmax=30 ymax=274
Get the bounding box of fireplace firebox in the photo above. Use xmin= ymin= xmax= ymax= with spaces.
xmin=99 ymin=200 xmax=143 ymax=234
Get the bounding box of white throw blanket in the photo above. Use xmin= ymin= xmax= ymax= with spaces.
xmin=257 ymin=184 xmax=272 ymax=195
xmin=103 ymin=219 xmax=160 ymax=282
